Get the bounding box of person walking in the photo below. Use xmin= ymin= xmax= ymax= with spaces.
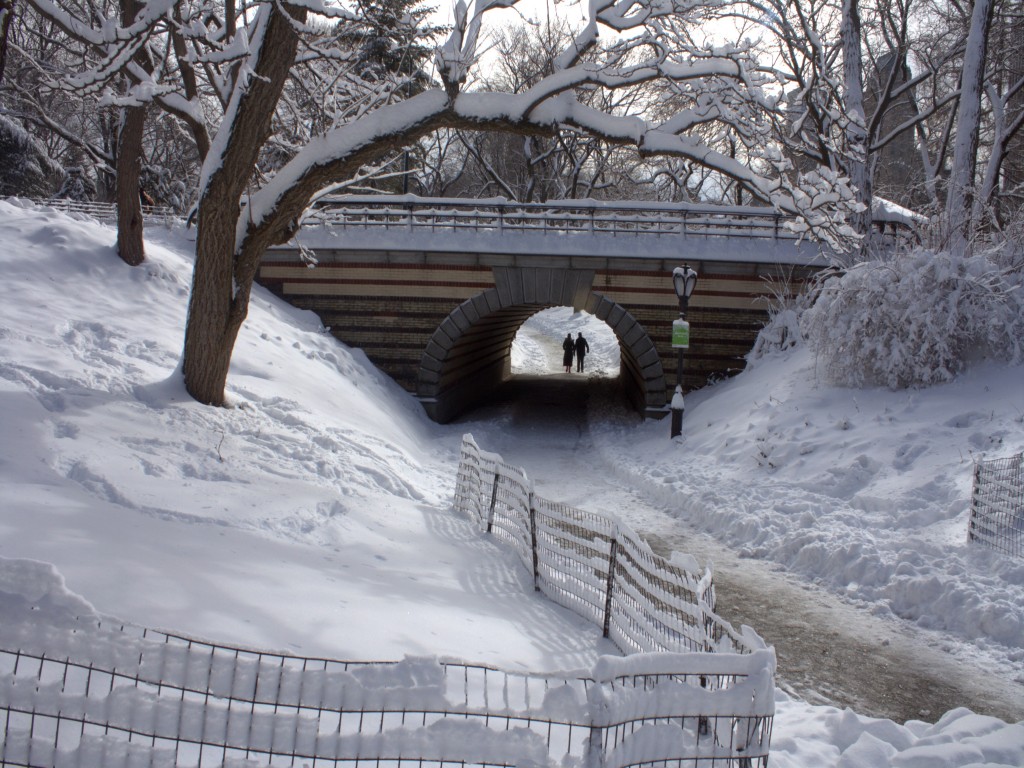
xmin=562 ymin=333 xmax=575 ymax=373
xmin=574 ymin=332 xmax=590 ymax=373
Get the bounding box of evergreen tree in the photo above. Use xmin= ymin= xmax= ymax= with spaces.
xmin=55 ymin=165 xmax=96 ymax=201
xmin=0 ymin=114 xmax=63 ymax=197
xmin=345 ymin=0 xmax=445 ymax=96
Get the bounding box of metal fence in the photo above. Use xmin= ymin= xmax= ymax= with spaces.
xmin=0 ymin=619 xmax=774 ymax=768
xmin=454 ymin=434 xmax=744 ymax=657
xmin=968 ymin=452 xmax=1024 ymax=558
xmin=30 ymin=198 xmax=179 ymax=222
xmin=1 ymin=435 xmax=775 ymax=768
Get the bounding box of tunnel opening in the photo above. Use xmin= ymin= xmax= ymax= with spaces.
xmin=417 ymin=285 xmax=667 ymax=424
xmin=510 ymin=306 xmax=621 ymax=378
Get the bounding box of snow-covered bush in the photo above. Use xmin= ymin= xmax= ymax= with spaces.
xmin=747 ymin=272 xmax=826 ymax=362
xmin=800 ymin=245 xmax=1024 ymax=388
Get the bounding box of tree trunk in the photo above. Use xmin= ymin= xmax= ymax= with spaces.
xmin=946 ymin=0 xmax=996 ymax=254
xmin=841 ymin=0 xmax=873 ymax=243
xmin=114 ymin=0 xmax=147 ymax=266
xmin=182 ymin=2 xmax=306 ymax=405
xmin=115 ymin=105 xmax=146 ymax=266
xmin=0 ymin=0 xmax=14 ymax=84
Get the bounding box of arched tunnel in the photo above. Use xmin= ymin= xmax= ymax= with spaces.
xmin=417 ymin=286 xmax=666 ymax=424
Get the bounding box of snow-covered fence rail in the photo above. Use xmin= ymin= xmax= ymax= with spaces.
xmin=29 ymin=199 xmax=178 ymax=221
xmin=453 ymin=434 xmax=748 ymax=657
xmin=304 ymin=195 xmax=794 ymax=242
xmin=968 ymin=452 xmax=1024 ymax=558
xmin=0 ymin=615 xmax=774 ymax=768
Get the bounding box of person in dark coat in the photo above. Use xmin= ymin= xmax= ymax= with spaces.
xmin=574 ymin=332 xmax=590 ymax=372
xmin=562 ymin=333 xmax=574 ymax=372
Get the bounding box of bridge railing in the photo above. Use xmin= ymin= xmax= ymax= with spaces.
xmin=304 ymin=194 xmax=794 ymax=242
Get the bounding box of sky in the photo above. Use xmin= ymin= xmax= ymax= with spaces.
xmin=0 ymin=197 xmax=1023 ymax=766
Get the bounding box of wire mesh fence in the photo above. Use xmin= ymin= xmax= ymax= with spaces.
xmin=2 ymin=434 xmax=775 ymax=767
xmin=968 ymin=452 xmax=1024 ymax=558
xmin=454 ymin=434 xmax=740 ymax=657
xmin=0 ymin=619 xmax=774 ymax=768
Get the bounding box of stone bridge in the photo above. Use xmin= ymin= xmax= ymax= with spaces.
xmin=256 ymin=196 xmax=827 ymax=422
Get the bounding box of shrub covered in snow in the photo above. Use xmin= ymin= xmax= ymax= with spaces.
xmin=799 ymin=245 xmax=1024 ymax=388
xmin=747 ymin=274 xmax=819 ymax=362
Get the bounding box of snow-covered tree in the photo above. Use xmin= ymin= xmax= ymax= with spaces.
xmin=909 ymin=0 xmax=1024 ymax=238
xmin=177 ymin=0 xmax=862 ymax=406
xmin=13 ymin=0 xmax=171 ymax=263
xmin=15 ymin=0 xmax=235 ymax=262
xmin=1 ymin=0 xmax=113 ymax=186
xmin=55 ymin=164 xmax=96 ymax=200
xmin=343 ymin=0 xmax=445 ymax=93
xmin=840 ymin=0 xmax=871 ymax=238
xmin=0 ymin=0 xmax=13 ymax=83
xmin=0 ymin=113 xmax=63 ymax=196
xmin=945 ymin=0 xmax=997 ymax=255
xmin=734 ymin=0 xmax=946 ymax=242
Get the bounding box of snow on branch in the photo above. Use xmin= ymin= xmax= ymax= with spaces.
xmin=206 ymin=0 xmax=864 ymax=270
xmin=435 ymin=0 xmax=519 ymax=90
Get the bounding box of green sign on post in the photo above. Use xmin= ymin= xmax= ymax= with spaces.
xmin=672 ymin=319 xmax=690 ymax=348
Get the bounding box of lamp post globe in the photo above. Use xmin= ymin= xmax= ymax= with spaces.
xmin=670 ymin=264 xmax=698 ymax=439
xmin=672 ymin=265 xmax=698 ymax=303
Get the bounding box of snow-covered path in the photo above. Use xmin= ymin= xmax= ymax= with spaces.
xmin=458 ymin=373 xmax=1024 ymax=725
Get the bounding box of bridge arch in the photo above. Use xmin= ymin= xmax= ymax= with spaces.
xmin=417 ymin=271 xmax=666 ymax=423
xmin=257 ymin=200 xmax=826 ymax=424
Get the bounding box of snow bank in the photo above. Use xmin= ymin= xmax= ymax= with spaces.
xmin=587 ymin=343 xmax=1024 ymax=672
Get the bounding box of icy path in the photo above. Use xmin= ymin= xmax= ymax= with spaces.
xmin=458 ymin=375 xmax=1024 ymax=725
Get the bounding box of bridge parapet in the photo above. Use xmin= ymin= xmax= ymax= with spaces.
xmin=298 ymin=195 xmax=831 ymax=264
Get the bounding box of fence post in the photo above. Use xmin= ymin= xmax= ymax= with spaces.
xmin=698 ymin=675 xmax=709 ymax=735
xmin=529 ymin=493 xmax=540 ymax=591
xmin=970 ymin=460 xmax=978 ymax=544
xmin=585 ymin=721 xmax=606 ymax=768
xmin=602 ymin=538 xmax=618 ymax=638
xmin=486 ymin=472 xmax=500 ymax=533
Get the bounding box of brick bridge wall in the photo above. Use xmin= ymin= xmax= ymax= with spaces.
xmin=256 ymin=248 xmax=817 ymax=422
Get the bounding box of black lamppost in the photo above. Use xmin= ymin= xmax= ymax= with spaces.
xmin=670 ymin=264 xmax=698 ymax=438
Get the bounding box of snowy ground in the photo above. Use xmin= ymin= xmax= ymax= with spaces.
xmin=1 ymin=198 xmax=1022 ymax=766
xmin=509 ymin=304 xmax=1024 ymax=677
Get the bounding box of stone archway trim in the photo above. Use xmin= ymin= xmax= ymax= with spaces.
xmin=493 ymin=266 xmax=596 ymax=309
xmin=418 ymin=271 xmax=668 ymax=421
